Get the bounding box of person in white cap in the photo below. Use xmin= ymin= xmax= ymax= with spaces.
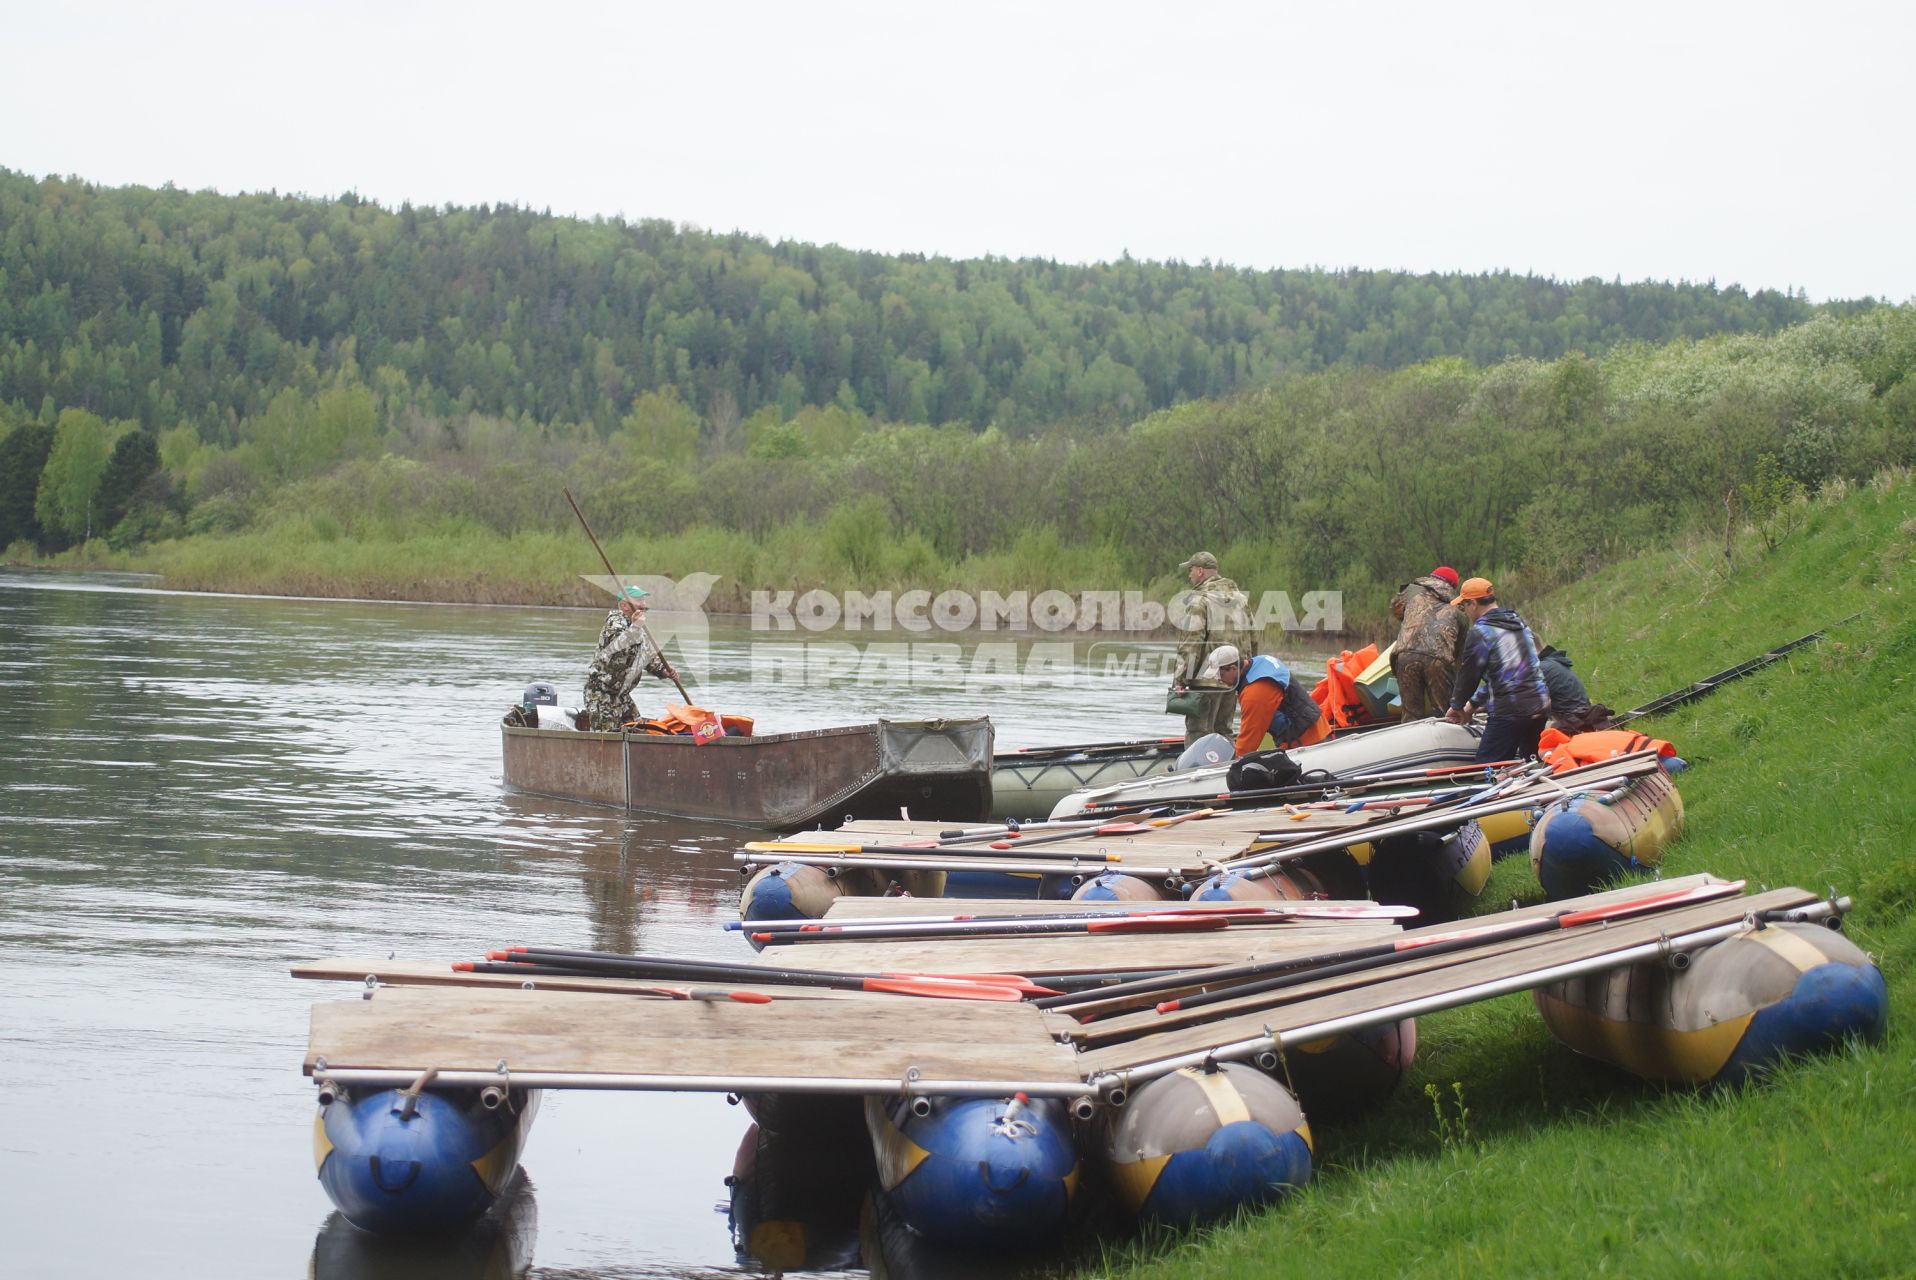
xmin=1204 ymin=643 xmax=1327 ymax=758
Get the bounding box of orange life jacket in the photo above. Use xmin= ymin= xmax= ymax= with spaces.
xmin=627 ymin=706 xmax=755 ymax=738
xmin=1311 ymin=643 xmax=1379 ymax=729
xmin=1538 ymin=728 xmax=1676 ymax=774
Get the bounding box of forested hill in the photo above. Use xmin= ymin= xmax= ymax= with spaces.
xmin=0 ymin=169 xmax=1856 ymax=437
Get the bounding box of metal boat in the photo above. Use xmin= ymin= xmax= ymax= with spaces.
xmin=501 ymin=717 xmax=994 ymax=829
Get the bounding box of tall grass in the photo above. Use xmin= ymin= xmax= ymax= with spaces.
xmin=1094 ymin=470 xmax=1916 ymax=1279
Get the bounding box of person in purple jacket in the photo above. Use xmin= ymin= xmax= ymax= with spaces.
xmin=1444 ymin=577 xmax=1551 ymax=762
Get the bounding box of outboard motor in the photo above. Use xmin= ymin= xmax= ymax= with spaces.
xmin=1174 ymin=733 xmax=1233 ymax=771
xmin=521 ymin=682 xmax=559 ymax=711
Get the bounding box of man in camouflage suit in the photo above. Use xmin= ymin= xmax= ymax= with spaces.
xmin=1170 ymin=551 xmax=1259 ymax=745
xmin=582 ymin=585 xmax=677 ymax=732
xmin=1389 ymin=565 xmax=1464 ymax=721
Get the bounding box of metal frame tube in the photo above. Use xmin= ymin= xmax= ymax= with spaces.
xmin=735 ymin=853 xmax=1191 ymax=877
xmin=309 ymin=1067 xmax=1097 ymax=1100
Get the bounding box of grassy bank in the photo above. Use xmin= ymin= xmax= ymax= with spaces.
xmin=1096 ymin=470 xmax=1915 ymax=1278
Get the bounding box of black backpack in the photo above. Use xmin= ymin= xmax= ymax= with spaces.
xmin=1227 ymin=748 xmax=1303 ymax=793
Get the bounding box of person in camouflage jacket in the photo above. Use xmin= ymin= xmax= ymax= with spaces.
xmin=1389 ymin=565 xmax=1462 ymax=721
xmin=1170 ymin=551 xmax=1259 ymax=744
xmin=582 ymin=586 xmax=676 ymax=731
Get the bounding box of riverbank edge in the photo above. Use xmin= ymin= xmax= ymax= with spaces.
xmin=1 ymin=543 xmax=1387 ymax=644
xmin=1097 ymin=470 xmax=1916 ymax=1278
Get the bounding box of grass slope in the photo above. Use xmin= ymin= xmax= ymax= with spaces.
xmin=1097 ymin=471 xmax=1916 ymax=1279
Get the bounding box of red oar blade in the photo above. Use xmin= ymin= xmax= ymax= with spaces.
xmin=687 ymin=987 xmax=774 ymax=1004
xmin=890 ymin=972 xmax=1060 ymax=996
xmin=1558 ymin=880 xmax=1746 ymax=928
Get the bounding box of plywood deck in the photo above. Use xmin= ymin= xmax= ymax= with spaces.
xmin=761 ymin=922 xmax=1401 ymax=978
xmin=298 ymin=871 xmax=1814 ymax=1099
xmin=306 ymin=985 xmax=1085 ymax=1091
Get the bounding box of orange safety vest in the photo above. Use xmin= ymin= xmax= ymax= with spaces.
xmin=628 ymin=706 xmax=756 ymax=738
xmin=1538 ymin=728 xmax=1676 ymax=774
xmin=1311 ymin=644 xmax=1379 ymax=729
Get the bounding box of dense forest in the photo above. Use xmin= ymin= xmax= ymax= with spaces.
xmin=0 ymin=168 xmax=1857 ymax=439
xmin=1 ymin=170 xmax=1911 ymax=620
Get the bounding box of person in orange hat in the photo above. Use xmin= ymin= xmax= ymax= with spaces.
xmin=1444 ymin=578 xmax=1551 ymax=761
xmin=1388 ymin=564 xmax=1462 ymax=720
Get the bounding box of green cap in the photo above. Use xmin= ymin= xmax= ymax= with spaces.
xmin=619 ymin=584 xmax=649 ymax=600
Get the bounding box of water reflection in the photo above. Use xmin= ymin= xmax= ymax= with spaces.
xmin=0 ymin=569 xmax=1341 ymax=1279
xmin=310 ymin=1172 xmax=538 ymax=1280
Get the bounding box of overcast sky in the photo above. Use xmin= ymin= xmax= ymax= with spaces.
xmin=5 ymin=0 xmax=1911 ymax=302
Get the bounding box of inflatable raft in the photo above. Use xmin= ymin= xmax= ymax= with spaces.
xmin=1048 ymin=719 xmax=1484 ymax=819
xmin=1535 ymin=919 xmax=1887 ymax=1085
xmin=1529 ymin=765 xmax=1685 ymax=900
xmin=991 ymin=738 xmax=1186 ymax=822
xmin=1100 ymin=1063 xmax=1313 ymax=1225
xmin=865 ymin=1093 xmax=1081 ymax=1248
xmin=314 ymin=1083 xmax=541 ymax=1234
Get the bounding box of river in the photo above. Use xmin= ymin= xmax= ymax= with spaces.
xmin=0 ymin=569 xmax=1339 ymax=1278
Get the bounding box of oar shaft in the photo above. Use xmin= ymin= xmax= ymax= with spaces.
xmin=753 ymin=914 xmax=1232 ymax=945
xmin=1153 ymin=879 xmax=1747 ymax=1015
xmin=563 ymin=486 xmax=693 ymax=703
xmin=491 ymin=945 xmax=1045 ymax=995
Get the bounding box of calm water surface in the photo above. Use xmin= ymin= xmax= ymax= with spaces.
xmin=0 ymin=570 xmax=1336 ymax=1278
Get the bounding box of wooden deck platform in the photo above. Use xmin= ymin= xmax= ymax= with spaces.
xmin=306 ymin=985 xmax=1087 ymax=1096
xmin=297 ymin=875 xmax=1835 ymax=1101
xmin=736 ymin=754 xmax=1667 ymax=882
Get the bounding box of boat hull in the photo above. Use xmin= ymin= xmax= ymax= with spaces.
xmin=990 ymin=738 xmax=1184 ymax=822
xmin=502 ymin=717 xmax=993 ymax=829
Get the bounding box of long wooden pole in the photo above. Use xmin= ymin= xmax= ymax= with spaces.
xmin=562 ymin=487 xmax=693 ymax=704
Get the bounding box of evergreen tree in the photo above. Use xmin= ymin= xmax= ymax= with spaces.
xmin=96 ymin=429 xmax=161 ymax=529
xmin=0 ymin=422 xmax=54 ymax=547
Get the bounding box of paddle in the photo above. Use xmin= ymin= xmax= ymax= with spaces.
xmin=728 ymin=901 xmax=1417 ymax=933
xmin=1071 ymin=760 xmax=1522 ymax=820
xmin=470 ymin=946 xmax=1055 ymax=1001
xmin=738 ymin=841 xmax=1145 ymax=867
xmin=562 ymin=486 xmax=694 ymax=705
xmin=641 ymin=985 xmax=774 ymax=1004
xmin=751 ymin=913 xmax=1236 ymax=945
xmin=460 ymin=958 xmax=1038 ymax=1002
xmin=1148 ymin=879 xmax=1749 ymax=1016
xmin=745 ymin=820 xmax=1163 ymax=860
